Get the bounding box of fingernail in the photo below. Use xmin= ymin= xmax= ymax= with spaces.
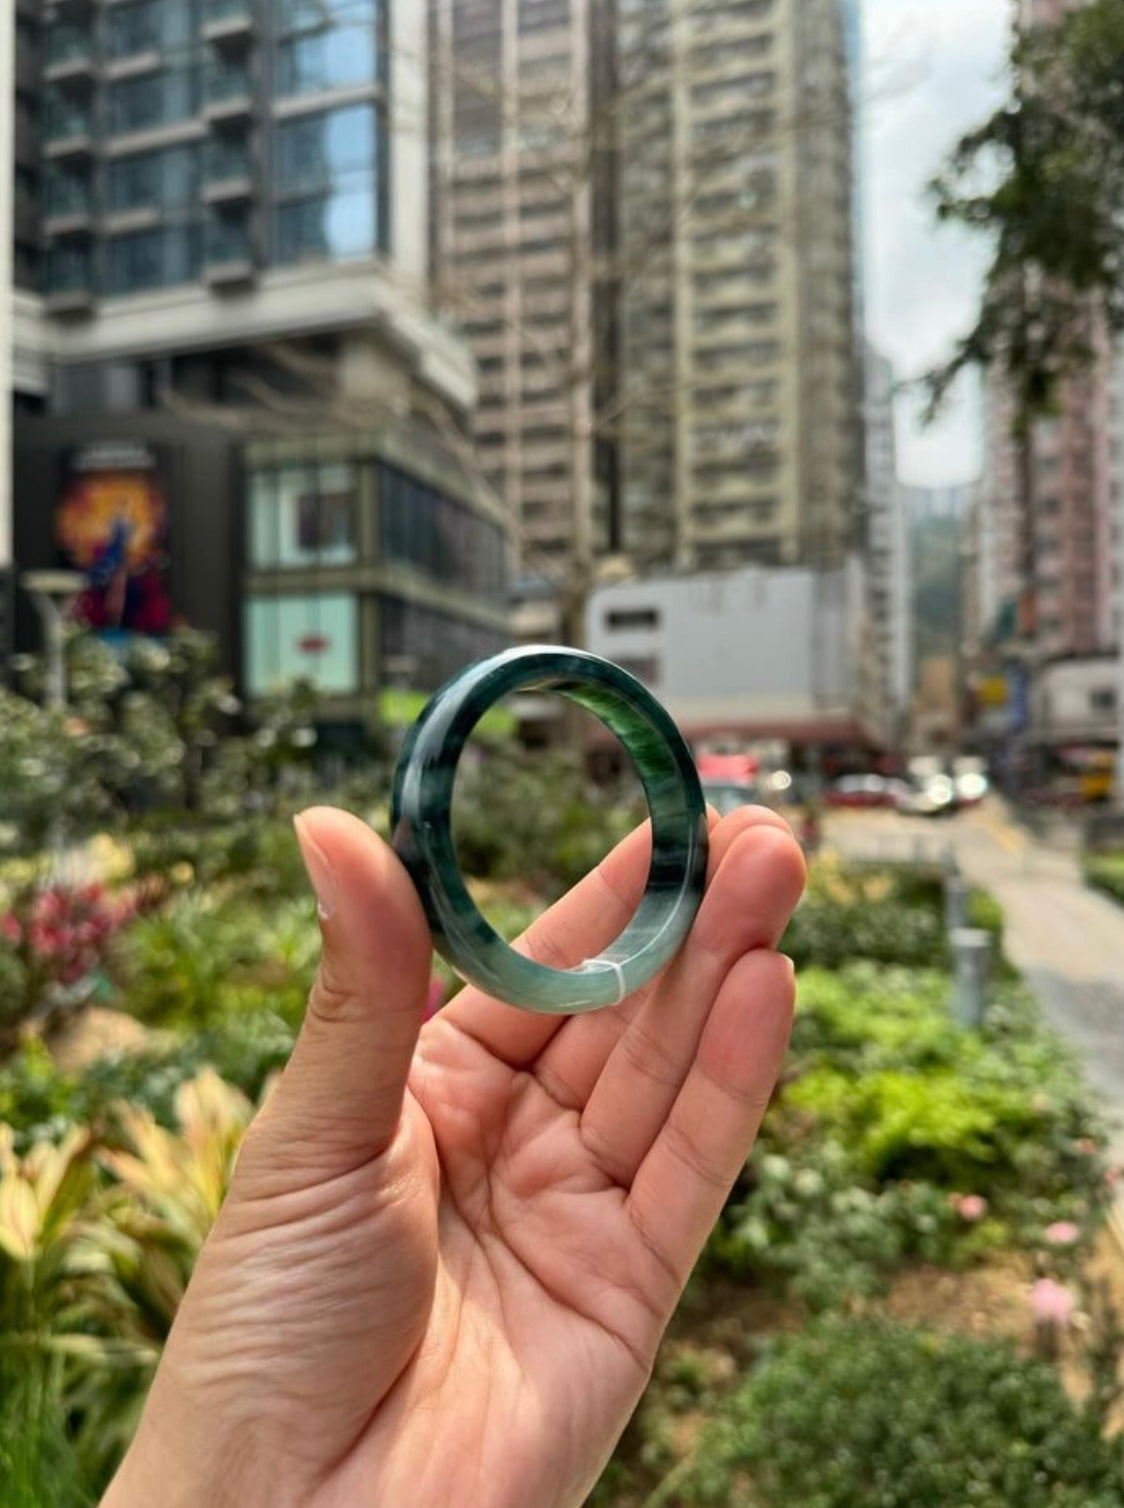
xmin=294 ymin=814 xmax=337 ymax=922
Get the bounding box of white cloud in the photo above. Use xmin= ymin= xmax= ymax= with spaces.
xmin=862 ymin=0 xmax=1012 ymax=487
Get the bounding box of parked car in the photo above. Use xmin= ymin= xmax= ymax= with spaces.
xmin=898 ymin=775 xmax=957 ymax=818
xmin=824 ymin=774 xmax=911 ymax=809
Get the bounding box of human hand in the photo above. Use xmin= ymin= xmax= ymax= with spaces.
xmin=102 ymin=804 xmax=805 ymax=1508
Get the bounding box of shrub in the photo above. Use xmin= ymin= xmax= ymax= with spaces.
xmin=682 ymin=1316 xmax=1124 ymax=1508
xmin=1085 ymin=853 xmax=1124 ymax=907
xmin=0 ymin=1013 xmax=295 ymax=1152
xmin=706 ymin=965 xmax=1107 ymax=1300
xmin=782 ymin=895 xmax=948 ymax=971
xmin=452 ymin=742 xmax=639 ymax=895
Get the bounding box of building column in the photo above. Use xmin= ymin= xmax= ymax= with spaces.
xmin=0 ymin=3 xmax=14 ymax=568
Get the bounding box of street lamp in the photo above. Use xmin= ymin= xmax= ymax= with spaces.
xmin=20 ymin=570 xmax=86 ymax=711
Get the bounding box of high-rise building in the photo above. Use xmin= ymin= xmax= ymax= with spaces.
xmin=616 ymin=0 xmax=860 ymax=574
xmin=8 ymin=0 xmax=510 ymax=722
xmin=974 ymin=0 xmax=1116 ymax=662
xmin=863 ymin=343 xmax=910 ymax=726
xmin=428 ymin=0 xmax=616 ymax=638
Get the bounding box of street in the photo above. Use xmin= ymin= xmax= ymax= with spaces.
xmin=825 ymin=800 xmax=1124 ymax=1165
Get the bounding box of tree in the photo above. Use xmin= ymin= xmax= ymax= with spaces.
xmin=925 ymin=0 xmax=1124 ymax=639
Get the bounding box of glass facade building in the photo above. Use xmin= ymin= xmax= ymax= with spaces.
xmin=242 ymin=437 xmax=509 ymax=715
xmin=40 ymin=0 xmax=390 ymax=301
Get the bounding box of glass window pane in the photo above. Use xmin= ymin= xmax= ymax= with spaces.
xmin=245 ymin=593 xmax=359 ymax=696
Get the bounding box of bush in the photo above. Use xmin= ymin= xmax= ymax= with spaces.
xmin=1085 ymin=853 xmax=1124 ymax=907
xmin=706 ymin=965 xmax=1107 ymax=1301
xmin=0 ymin=1013 xmax=295 ymax=1151
xmin=783 ymin=894 xmax=948 ymax=971
xmin=682 ymin=1316 xmax=1124 ymax=1508
xmin=452 ymin=742 xmax=639 ymax=895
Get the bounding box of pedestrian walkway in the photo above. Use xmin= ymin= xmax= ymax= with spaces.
xmin=954 ymin=811 xmax=1124 ymax=1165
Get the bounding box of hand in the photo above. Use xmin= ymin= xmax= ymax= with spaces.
xmin=103 ymin=804 xmax=805 ymax=1508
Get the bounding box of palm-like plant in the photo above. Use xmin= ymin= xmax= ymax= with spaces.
xmin=69 ymin=1070 xmax=253 ymax=1482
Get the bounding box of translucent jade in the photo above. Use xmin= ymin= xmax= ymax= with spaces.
xmin=391 ymin=645 xmax=708 ymax=1014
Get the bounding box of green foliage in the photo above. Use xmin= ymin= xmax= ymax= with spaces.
xmin=682 ymin=1316 xmax=1124 ymax=1508
xmin=783 ymin=896 xmax=948 ymax=971
xmin=452 ymin=741 xmax=640 ymax=896
xmin=0 ymin=1014 xmax=295 ymax=1153
xmin=117 ymin=891 xmax=318 ymax=1030
xmin=1085 ymin=852 xmax=1124 ymax=907
xmin=707 ymin=964 xmax=1106 ymax=1304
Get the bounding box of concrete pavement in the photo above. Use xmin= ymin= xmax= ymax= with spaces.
xmin=826 ymin=802 xmax=1124 ymax=1165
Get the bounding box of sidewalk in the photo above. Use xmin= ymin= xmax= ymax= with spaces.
xmin=953 ymin=810 xmax=1124 ymax=1166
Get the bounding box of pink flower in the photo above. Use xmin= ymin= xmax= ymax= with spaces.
xmin=1031 ymin=1278 xmax=1075 ymax=1327
xmin=1106 ymin=1167 xmax=1122 ymax=1190
xmin=1044 ymin=1220 xmax=1080 ymax=1247
xmin=951 ymin=1193 xmax=989 ymax=1223
xmin=1076 ymin=1138 xmax=1098 ymax=1157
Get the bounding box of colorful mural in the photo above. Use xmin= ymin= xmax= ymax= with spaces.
xmin=55 ymin=443 xmax=172 ymax=636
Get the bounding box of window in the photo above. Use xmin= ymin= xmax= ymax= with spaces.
xmin=378 ymin=464 xmax=507 ymax=597
xmin=109 ymin=66 xmax=198 ymax=134
xmin=44 ymin=164 xmax=90 ymax=218
xmin=249 ymin=464 xmax=358 ymax=569
xmin=107 ymin=0 xmax=191 ymax=59
xmin=518 ymin=0 xmax=570 ymax=32
xmin=273 ymin=102 xmax=386 ymax=264
xmin=276 ymin=23 xmax=379 ymax=96
xmin=245 ymin=593 xmax=359 ymax=696
xmin=378 ymin=597 xmax=508 ymax=692
xmin=107 ymin=226 xmax=201 ymax=294
xmin=605 ymin=607 xmax=660 ymax=631
xmin=46 ymin=243 xmax=93 ymax=294
xmin=109 ymin=146 xmax=199 ymax=212
xmin=279 ymin=0 xmax=380 ymax=28
xmin=1090 ymin=688 xmax=1117 ymax=715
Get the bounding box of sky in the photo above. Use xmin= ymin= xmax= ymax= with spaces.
xmin=863 ymin=0 xmax=1012 ymax=489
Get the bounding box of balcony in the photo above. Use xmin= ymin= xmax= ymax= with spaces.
xmin=205 ymin=220 xmax=256 ymax=288
xmin=45 ymin=259 xmax=95 ymax=316
xmin=44 ymin=30 xmax=95 ymax=86
xmin=203 ymin=145 xmax=254 ymax=204
xmin=44 ymin=114 xmax=95 ymax=158
xmin=203 ymin=0 xmax=254 ymax=48
xmin=204 ymin=67 xmax=253 ymax=127
xmin=45 ymin=190 xmax=94 ymax=236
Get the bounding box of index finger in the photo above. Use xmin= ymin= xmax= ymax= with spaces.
xmin=432 ymin=806 xmax=793 ymax=1068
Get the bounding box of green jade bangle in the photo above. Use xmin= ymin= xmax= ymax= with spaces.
xmin=391 ymin=646 xmax=708 ymax=1014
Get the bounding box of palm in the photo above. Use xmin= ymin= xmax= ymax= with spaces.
xmin=109 ymin=807 xmax=804 ymax=1508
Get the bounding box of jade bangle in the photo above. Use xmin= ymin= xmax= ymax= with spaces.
xmin=390 ymin=646 xmax=708 ymax=1014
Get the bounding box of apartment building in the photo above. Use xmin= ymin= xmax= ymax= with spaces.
xmin=6 ymin=0 xmax=509 ymax=722
xmin=616 ymin=0 xmax=860 ymax=573
xmin=973 ymin=0 xmax=1118 ymax=661
xmin=428 ymin=0 xmax=616 ymax=636
xmin=863 ymin=342 xmax=910 ymax=728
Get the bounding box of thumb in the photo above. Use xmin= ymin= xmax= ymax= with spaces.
xmin=245 ymin=806 xmax=434 ymax=1186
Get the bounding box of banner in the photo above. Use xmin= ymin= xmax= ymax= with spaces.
xmin=55 ymin=442 xmax=172 ymax=637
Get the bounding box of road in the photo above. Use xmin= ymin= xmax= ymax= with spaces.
xmin=824 ymin=800 xmax=1124 ymax=1166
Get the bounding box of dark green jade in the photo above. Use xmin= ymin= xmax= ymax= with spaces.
xmin=391 ymin=645 xmax=708 ymax=1014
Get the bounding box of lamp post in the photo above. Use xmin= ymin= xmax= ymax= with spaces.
xmin=20 ymin=570 xmax=86 ymax=711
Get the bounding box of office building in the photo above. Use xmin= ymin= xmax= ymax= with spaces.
xmin=8 ymin=0 xmax=509 ymax=723
xmin=616 ymin=0 xmax=860 ymax=573
xmin=428 ymin=0 xmax=616 ymax=638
